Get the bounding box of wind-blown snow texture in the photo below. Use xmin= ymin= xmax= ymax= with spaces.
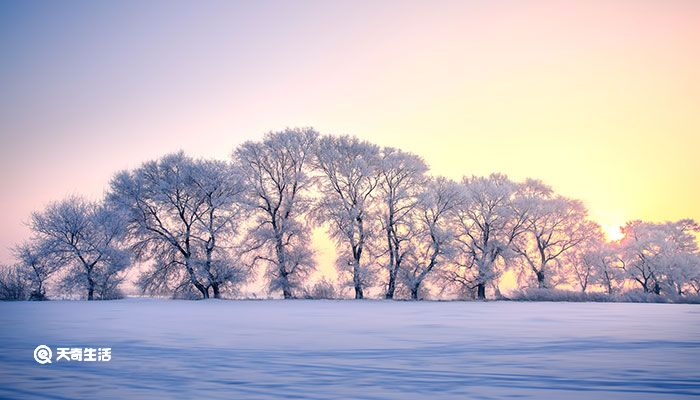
xmin=1 ymin=299 xmax=699 ymax=399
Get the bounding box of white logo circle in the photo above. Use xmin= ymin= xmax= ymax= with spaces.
xmin=34 ymin=345 xmax=52 ymax=364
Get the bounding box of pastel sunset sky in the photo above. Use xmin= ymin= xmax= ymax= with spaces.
xmin=1 ymin=0 xmax=698 ymax=265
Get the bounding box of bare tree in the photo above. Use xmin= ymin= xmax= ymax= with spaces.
xmin=234 ymin=128 xmax=318 ymax=299
xmin=401 ymin=177 xmax=461 ymax=299
xmin=29 ymin=196 xmax=129 ymax=300
xmin=376 ymin=147 xmax=428 ymax=299
xmin=313 ymin=135 xmax=381 ymax=299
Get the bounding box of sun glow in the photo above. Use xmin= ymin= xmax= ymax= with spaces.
xmin=603 ymin=224 xmax=624 ymax=242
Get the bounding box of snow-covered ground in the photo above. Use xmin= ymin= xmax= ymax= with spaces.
xmin=1 ymin=299 xmax=699 ymax=399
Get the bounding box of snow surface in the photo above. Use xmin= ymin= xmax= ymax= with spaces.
xmin=1 ymin=299 xmax=699 ymax=399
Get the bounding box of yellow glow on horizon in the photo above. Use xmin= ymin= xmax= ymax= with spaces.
xmin=603 ymin=225 xmax=624 ymax=242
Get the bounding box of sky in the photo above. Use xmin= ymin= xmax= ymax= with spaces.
xmin=1 ymin=0 xmax=699 ymax=266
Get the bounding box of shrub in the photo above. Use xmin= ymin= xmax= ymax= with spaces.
xmin=508 ymin=288 xmax=700 ymax=304
xmin=303 ymin=278 xmax=338 ymax=299
xmin=0 ymin=265 xmax=30 ymax=301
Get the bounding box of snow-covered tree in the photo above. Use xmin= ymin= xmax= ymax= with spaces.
xmin=512 ymin=185 xmax=597 ymax=289
xmin=576 ymin=241 xmax=625 ymax=294
xmin=661 ymin=252 xmax=700 ymax=296
xmin=313 ymin=135 xmax=381 ymax=299
xmin=549 ymin=225 xmax=605 ymax=293
xmin=0 ymin=264 xmax=30 ymax=301
xmin=234 ymin=128 xmax=318 ymax=299
xmin=109 ymin=152 xmax=246 ymax=299
xmin=376 ymin=147 xmax=428 ymax=299
xmin=13 ymin=241 xmax=61 ymax=300
xmin=619 ymin=219 xmax=700 ymax=295
xmin=29 ymin=196 xmax=129 ymax=300
xmin=189 ymin=159 xmax=248 ymax=298
xmin=400 ymin=177 xmax=461 ymax=299
xmin=449 ymin=174 xmax=528 ymax=299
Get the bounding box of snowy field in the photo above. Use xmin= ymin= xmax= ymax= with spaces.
xmin=1 ymin=299 xmax=699 ymax=399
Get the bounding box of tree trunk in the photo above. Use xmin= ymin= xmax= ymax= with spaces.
xmin=182 ymin=251 xmax=208 ymax=299
xmin=385 ymin=278 xmax=396 ymax=299
xmin=536 ymin=270 xmax=546 ymax=288
xmin=353 ymin=258 xmax=364 ymax=299
xmin=352 ymin=241 xmax=364 ymax=299
xmin=275 ymin=232 xmax=292 ymax=299
xmin=354 ymin=284 xmax=364 ymax=299
xmin=87 ymin=274 xmax=95 ymax=300
xmin=385 ymin=227 xmax=395 ymax=299
xmin=212 ymin=283 xmax=221 ymax=299
xmin=353 ymin=216 xmax=365 ymax=300
xmin=190 ymin=266 xmax=208 ymax=299
xmin=411 ymin=284 xmax=419 ymax=300
xmin=476 ymin=283 xmax=486 ymax=300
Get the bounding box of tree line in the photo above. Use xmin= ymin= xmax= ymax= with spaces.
xmin=2 ymin=128 xmax=699 ymax=301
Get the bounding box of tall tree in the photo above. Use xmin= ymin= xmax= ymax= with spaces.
xmin=313 ymin=135 xmax=381 ymax=299
xmin=234 ymin=128 xmax=318 ymax=299
xmin=401 ymin=177 xmax=461 ymax=300
xmin=109 ymin=152 xmax=245 ymax=299
xmin=450 ymin=174 xmax=528 ymax=299
xmin=189 ymin=159 xmax=248 ymax=298
xmin=377 ymin=147 xmax=427 ymax=299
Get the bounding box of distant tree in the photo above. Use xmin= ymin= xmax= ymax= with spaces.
xmin=313 ymin=135 xmax=381 ymax=299
xmin=572 ymin=240 xmax=625 ymax=294
xmin=376 ymin=147 xmax=428 ymax=299
xmin=30 ymin=196 xmax=129 ymax=300
xmin=511 ymin=185 xmax=597 ymax=289
xmin=619 ymin=219 xmax=700 ymax=295
xmin=662 ymin=252 xmax=700 ymax=296
xmin=13 ymin=241 xmax=61 ymax=300
xmin=400 ymin=177 xmax=461 ymax=300
xmin=234 ymin=128 xmax=318 ymax=299
xmin=449 ymin=174 xmax=528 ymax=299
xmin=559 ymin=227 xmax=602 ymax=293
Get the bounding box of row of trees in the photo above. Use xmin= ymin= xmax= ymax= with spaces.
xmin=2 ymin=128 xmax=699 ymax=300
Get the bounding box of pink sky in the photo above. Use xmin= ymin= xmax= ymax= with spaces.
xmin=1 ymin=0 xmax=699 ymax=264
